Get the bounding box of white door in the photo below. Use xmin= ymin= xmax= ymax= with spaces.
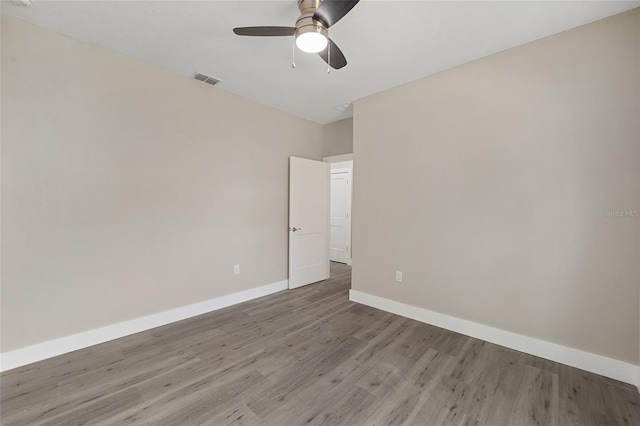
xmin=330 ymin=168 xmax=352 ymax=264
xmin=288 ymin=157 xmax=330 ymax=289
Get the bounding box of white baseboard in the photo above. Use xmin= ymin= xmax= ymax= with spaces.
xmin=0 ymin=280 xmax=288 ymax=372
xmin=349 ymin=289 xmax=638 ymax=386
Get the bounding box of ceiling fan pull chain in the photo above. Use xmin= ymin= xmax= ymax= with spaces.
xmin=292 ymin=35 xmax=296 ymax=69
xmin=327 ymin=42 xmax=331 ymax=74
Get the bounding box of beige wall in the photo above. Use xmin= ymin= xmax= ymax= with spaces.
xmin=0 ymin=16 xmax=322 ymax=352
xmin=353 ymin=9 xmax=640 ymax=364
xmin=323 ymin=118 xmax=353 ymax=157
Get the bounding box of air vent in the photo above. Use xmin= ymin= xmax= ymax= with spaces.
xmin=194 ymin=73 xmax=221 ymax=86
xmin=332 ymin=102 xmax=352 ymax=113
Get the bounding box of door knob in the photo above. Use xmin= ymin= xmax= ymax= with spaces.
xmin=291 ymin=227 xmax=302 ymax=232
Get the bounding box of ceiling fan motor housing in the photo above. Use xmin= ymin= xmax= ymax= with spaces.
xmin=296 ymin=0 xmax=328 ymax=39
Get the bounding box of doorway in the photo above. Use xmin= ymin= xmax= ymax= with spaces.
xmin=287 ymin=154 xmax=353 ymax=288
xmin=324 ymin=154 xmax=353 ymax=275
xmin=329 ymin=164 xmax=352 ymax=265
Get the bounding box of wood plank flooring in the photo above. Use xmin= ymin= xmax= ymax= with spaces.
xmin=3 ymin=262 xmax=640 ymax=425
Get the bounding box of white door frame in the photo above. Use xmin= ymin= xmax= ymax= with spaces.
xmin=323 ymin=153 xmax=353 ymax=163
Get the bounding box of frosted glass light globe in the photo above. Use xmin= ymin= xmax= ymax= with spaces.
xmin=296 ymin=32 xmax=328 ymax=53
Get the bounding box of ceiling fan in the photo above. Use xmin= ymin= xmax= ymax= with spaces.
xmin=233 ymin=0 xmax=360 ymax=70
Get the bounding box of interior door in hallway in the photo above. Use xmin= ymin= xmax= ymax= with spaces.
xmin=288 ymin=157 xmax=330 ymax=289
xmin=330 ymin=168 xmax=351 ymax=264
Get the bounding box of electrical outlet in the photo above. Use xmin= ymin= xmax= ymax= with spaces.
xmin=395 ymin=271 xmax=403 ymax=283
xmin=234 ymin=264 xmax=240 ymax=275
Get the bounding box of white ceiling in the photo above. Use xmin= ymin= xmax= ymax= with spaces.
xmin=2 ymin=1 xmax=638 ymax=124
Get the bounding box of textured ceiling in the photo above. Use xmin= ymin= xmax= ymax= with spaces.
xmin=2 ymin=1 xmax=638 ymax=124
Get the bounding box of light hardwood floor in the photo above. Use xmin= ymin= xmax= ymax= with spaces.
xmin=2 ymin=262 xmax=640 ymax=425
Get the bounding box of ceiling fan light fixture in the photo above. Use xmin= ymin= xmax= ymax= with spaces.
xmin=295 ymin=26 xmax=328 ymax=53
xmin=233 ymin=0 xmax=359 ymax=69
xmin=296 ymin=31 xmax=328 ymax=53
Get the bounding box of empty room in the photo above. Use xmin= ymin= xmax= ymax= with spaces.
xmin=1 ymin=0 xmax=639 ymax=425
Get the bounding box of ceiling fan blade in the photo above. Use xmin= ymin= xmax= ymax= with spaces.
xmin=233 ymin=26 xmax=296 ymax=37
xmin=312 ymin=0 xmax=360 ymax=28
xmin=318 ymin=38 xmax=347 ymax=69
